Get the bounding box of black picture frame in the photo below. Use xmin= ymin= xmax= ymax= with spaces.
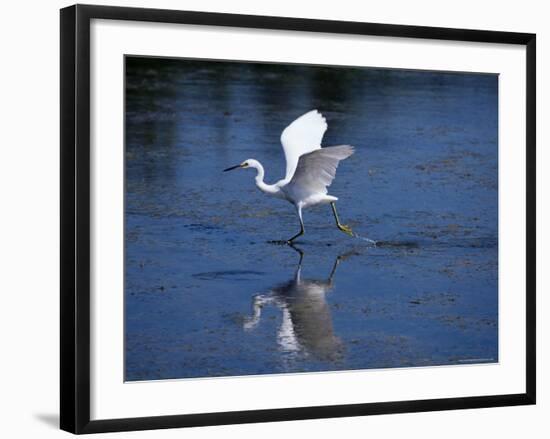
xmin=60 ymin=4 xmax=536 ymax=434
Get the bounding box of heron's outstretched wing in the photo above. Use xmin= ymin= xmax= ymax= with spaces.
xmin=280 ymin=110 xmax=327 ymax=181
xmin=289 ymin=145 xmax=354 ymax=195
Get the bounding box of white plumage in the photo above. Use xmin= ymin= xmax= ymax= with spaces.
xmin=280 ymin=109 xmax=327 ymax=181
xmin=286 ymin=145 xmax=354 ymax=206
xmin=223 ymin=110 xmax=354 ymax=243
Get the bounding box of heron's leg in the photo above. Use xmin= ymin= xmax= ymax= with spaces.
xmin=328 ymin=250 xmax=358 ymax=284
xmin=331 ymin=202 xmax=353 ymax=236
xmin=287 ymin=206 xmax=305 ymax=243
xmin=328 ymin=256 xmax=341 ymax=285
xmin=287 ymin=244 xmax=304 ymax=281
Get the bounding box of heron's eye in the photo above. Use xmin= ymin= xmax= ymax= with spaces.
xmin=242 ymin=162 xmax=248 ymax=167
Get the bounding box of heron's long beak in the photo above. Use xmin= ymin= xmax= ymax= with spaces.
xmin=223 ymin=164 xmax=242 ymax=172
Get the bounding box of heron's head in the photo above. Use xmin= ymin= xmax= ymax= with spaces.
xmin=223 ymin=159 xmax=257 ymax=172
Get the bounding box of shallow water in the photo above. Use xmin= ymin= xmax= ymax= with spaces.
xmin=125 ymin=57 xmax=498 ymax=381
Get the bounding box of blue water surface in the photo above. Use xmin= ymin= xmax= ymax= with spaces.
xmin=125 ymin=57 xmax=498 ymax=381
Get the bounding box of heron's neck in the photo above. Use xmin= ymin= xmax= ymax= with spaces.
xmin=251 ymin=161 xmax=279 ymax=195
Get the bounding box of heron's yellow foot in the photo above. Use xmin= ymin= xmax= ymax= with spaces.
xmin=337 ymin=224 xmax=354 ymax=236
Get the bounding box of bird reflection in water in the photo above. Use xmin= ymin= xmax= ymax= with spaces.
xmin=244 ymin=246 xmax=355 ymax=363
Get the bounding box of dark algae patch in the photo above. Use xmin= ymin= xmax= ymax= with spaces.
xmin=125 ymin=57 xmax=498 ymax=380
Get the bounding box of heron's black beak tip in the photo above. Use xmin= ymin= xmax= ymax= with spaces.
xmin=223 ymin=164 xmax=241 ymax=172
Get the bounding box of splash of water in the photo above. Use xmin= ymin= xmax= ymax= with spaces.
xmin=351 ymin=232 xmax=377 ymax=246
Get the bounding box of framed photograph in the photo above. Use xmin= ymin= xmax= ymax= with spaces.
xmin=60 ymin=4 xmax=536 ymax=434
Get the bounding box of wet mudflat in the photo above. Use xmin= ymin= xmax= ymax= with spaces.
xmin=125 ymin=57 xmax=498 ymax=381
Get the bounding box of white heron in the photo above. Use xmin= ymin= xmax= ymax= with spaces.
xmin=224 ymin=109 xmax=354 ymax=243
